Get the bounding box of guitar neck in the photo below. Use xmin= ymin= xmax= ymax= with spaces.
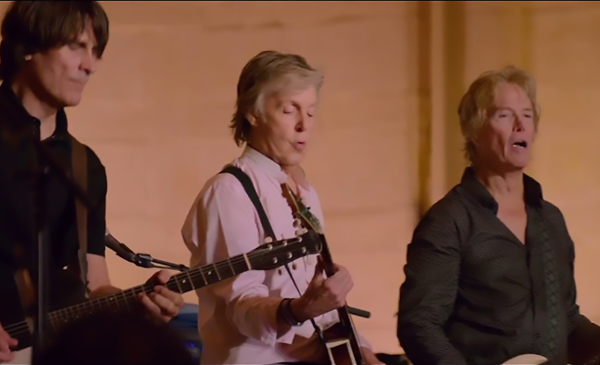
xmin=317 ymin=233 xmax=364 ymax=364
xmin=7 ymin=250 xmax=257 ymax=338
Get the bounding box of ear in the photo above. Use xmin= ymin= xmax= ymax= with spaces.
xmin=245 ymin=111 xmax=258 ymax=127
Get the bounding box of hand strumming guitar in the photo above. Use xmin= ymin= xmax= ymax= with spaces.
xmin=0 ymin=322 xmax=17 ymax=363
xmin=287 ymin=259 xmax=384 ymax=365
xmin=290 ymin=257 xmax=354 ymax=322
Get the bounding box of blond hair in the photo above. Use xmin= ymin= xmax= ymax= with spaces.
xmin=457 ymin=66 xmax=541 ymax=163
xmin=230 ymin=50 xmax=323 ymax=146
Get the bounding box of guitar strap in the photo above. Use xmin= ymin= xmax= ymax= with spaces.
xmin=70 ymin=136 xmax=89 ymax=295
xmin=534 ymin=208 xmax=561 ymax=363
xmin=219 ymin=165 xmax=326 ymax=344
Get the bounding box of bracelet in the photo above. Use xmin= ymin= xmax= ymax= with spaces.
xmin=279 ymin=298 xmax=303 ymax=327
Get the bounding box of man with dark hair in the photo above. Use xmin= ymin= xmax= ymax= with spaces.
xmin=0 ymin=2 xmax=184 ymax=364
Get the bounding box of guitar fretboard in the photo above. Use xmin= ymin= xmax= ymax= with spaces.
xmin=48 ymin=251 xmax=256 ymax=328
xmin=4 ymin=236 xmax=313 ymax=342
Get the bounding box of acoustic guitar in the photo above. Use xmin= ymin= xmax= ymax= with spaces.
xmin=1 ymin=229 xmax=322 ymax=364
xmin=282 ymin=185 xmax=365 ymax=365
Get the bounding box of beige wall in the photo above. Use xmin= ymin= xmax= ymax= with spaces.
xmin=3 ymin=0 xmax=600 ymax=355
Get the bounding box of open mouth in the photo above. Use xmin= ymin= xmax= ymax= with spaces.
xmin=512 ymin=140 xmax=528 ymax=149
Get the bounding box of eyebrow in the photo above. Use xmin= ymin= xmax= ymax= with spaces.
xmin=495 ymin=107 xmax=533 ymax=112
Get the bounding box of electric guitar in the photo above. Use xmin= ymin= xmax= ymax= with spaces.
xmin=1 ymin=229 xmax=322 ymax=364
xmin=282 ymin=185 xmax=364 ymax=365
xmin=502 ymin=354 xmax=547 ymax=364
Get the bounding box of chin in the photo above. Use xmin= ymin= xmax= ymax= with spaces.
xmin=281 ymin=154 xmax=305 ymax=168
xmin=506 ymin=162 xmax=529 ymax=172
xmin=63 ymin=97 xmax=82 ymax=107
xmin=57 ymin=92 xmax=83 ymax=108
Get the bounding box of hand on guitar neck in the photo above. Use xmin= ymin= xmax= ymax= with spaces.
xmin=0 ymin=322 xmax=17 ymax=363
xmin=289 ymin=257 xmax=352 ymax=322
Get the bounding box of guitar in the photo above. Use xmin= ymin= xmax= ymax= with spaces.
xmin=502 ymin=354 xmax=547 ymax=364
xmin=2 ymin=229 xmax=322 ymax=363
xmin=282 ymin=185 xmax=364 ymax=365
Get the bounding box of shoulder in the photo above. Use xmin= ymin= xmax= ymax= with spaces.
xmin=412 ymin=186 xmax=472 ymax=244
xmin=195 ymin=162 xmax=256 ymax=209
xmin=540 ymin=200 xmax=569 ymax=229
xmin=419 ymin=186 xmax=468 ymax=227
xmin=70 ymin=136 xmax=106 ymax=180
xmin=69 ymin=136 xmax=107 ymax=201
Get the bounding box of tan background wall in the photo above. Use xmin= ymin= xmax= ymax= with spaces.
xmin=3 ymin=0 xmax=600 ymax=355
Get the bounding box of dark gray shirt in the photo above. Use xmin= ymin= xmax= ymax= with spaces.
xmin=397 ymin=167 xmax=600 ymax=365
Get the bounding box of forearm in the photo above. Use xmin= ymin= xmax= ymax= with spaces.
xmin=228 ymin=294 xmax=296 ymax=345
xmin=568 ymin=315 xmax=600 ymax=363
xmin=88 ymin=285 xmax=121 ymax=299
xmin=399 ymin=323 xmax=467 ymax=365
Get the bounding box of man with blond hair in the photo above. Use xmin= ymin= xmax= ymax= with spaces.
xmin=182 ymin=50 xmax=382 ymax=365
xmin=397 ymin=66 xmax=600 ymax=365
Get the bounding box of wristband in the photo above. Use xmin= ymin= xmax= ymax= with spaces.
xmin=279 ymin=298 xmax=304 ymax=326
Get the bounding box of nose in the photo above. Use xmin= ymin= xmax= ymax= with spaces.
xmin=513 ymin=115 xmax=525 ymax=131
xmin=81 ymin=50 xmax=98 ymax=75
xmin=295 ymin=114 xmax=307 ymax=132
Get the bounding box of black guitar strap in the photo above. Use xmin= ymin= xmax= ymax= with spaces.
xmin=70 ymin=136 xmax=89 ymax=296
xmin=219 ymin=165 xmax=326 ymax=343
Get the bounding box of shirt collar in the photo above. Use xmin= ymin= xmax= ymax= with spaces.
xmin=241 ymin=145 xmax=289 ymax=184
xmin=459 ymin=166 xmax=544 ymax=214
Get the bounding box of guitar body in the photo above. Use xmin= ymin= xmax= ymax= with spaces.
xmin=318 ymin=234 xmax=364 ymax=365
xmin=0 ymin=267 xmax=88 ymax=352
xmin=7 ymin=346 xmax=31 ymax=365
xmin=321 ymin=322 xmax=364 ymax=365
xmin=502 ymin=354 xmax=547 ymax=365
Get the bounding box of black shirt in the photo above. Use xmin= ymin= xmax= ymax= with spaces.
xmin=0 ymin=82 xmax=107 ymax=326
xmin=397 ymin=167 xmax=600 ymax=365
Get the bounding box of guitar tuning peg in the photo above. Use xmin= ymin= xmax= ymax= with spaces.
xmin=295 ymin=228 xmax=308 ymax=237
xmin=264 ymin=236 xmax=273 ymax=244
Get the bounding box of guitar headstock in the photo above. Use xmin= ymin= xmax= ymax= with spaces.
xmin=281 ymin=184 xmax=323 ymax=234
xmin=249 ymin=229 xmax=322 ymax=271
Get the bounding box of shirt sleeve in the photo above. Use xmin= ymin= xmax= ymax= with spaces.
xmin=397 ymin=210 xmax=467 ymax=365
xmin=188 ymin=174 xmax=296 ymax=346
xmin=557 ymin=213 xmax=600 ymax=363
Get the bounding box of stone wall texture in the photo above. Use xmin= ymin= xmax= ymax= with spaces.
xmin=2 ymin=0 xmax=600 ymax=355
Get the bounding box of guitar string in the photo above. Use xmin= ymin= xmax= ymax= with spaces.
xmin=3 ymin=243 xmax=300 ymax=336
xmin=4 ymin=237 xmax=311 ymax=337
